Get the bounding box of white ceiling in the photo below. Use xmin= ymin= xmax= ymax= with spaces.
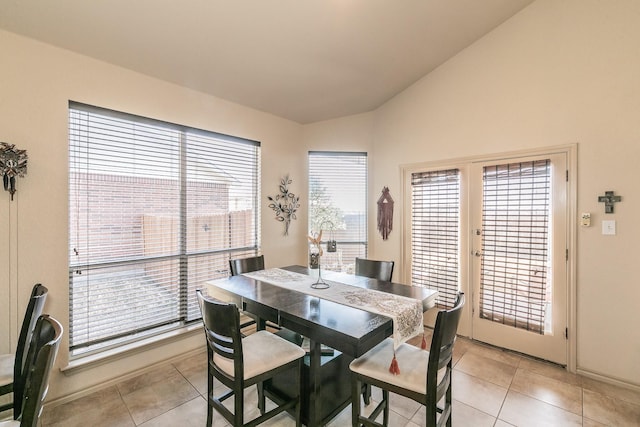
xmin=0 ymin=0 xmax=534 ymax=124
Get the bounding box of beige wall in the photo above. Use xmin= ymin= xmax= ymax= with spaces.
xmin=1 ymin=0 xmax=639 ymax=405
xmin=0 ymin=29 xmax=309 ymax=402
xmin=311 ymin=0 xmax=640 ymax=386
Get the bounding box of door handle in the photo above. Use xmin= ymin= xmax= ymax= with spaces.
xmin=474 ymin=250 xmax=483 ymax=257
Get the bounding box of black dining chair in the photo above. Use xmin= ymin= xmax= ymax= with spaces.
xmin=229 ymin=255 xmax=303 ymax=346
xmin=0 ymin=314 xmax=63 ymax=427
xmin=229 ymin=255 xmax=265 ymax=331
xmin=354 ymin=259 xmax=394 ymax=404
xmin=0 ymin=284 xmax=48 ymax=418
xmin=229 ymin=255 xmax=265 ymax=277
xmin=196 ymin=290 xmax=305 ymax=427
xmin=355 ymin=257 xmax=394 ymax=282
xmin=350 ymin=293 xmax=465 ymax=427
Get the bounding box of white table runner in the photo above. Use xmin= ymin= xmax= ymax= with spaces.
xmin=243 ymin=268 xmax=423 ymax=349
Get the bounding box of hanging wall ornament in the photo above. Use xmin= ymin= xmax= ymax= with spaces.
xmin=377 ymin=186 xmax=394 ymax=240
xmin=0 ymin=142 xmax=28 ymax=201
xmin=267 ymin=174 xmax=300 ymax=236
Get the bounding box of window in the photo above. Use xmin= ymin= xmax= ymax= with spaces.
xmin=308 ymin=151 xmax=367 ymax=273
xmin=410 ymin=169 xmax=460 ymax=308
xmin=479 ymin=160 xmax=551 ymax=334
xmin=69 ymin=102 xmax=260 ymax=356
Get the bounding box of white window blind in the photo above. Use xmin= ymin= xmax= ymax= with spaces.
xmin=480 ymin=160 xmax=550 ymax=334
xmin=69 ymin=102 xmax=260 ymax=355
xmin=308 ymin=152 xmax=367 ymax=273
xmin=411 ymin=169 xmax=460 ymax=308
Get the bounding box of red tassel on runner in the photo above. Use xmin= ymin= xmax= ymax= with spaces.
xmin=389 ymin=351 xmax=400 ymax=375
xmin=421 ymin=333 xmax=427 ymax=350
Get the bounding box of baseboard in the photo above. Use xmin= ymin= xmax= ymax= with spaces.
xmin=45 ymin=346 xmax=206 ymax=409
xmin=577 ymin=368 xmax=640 ymax=393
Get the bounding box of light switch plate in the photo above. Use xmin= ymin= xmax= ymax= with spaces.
xmin=602 ymin=220 xmax=616 ymax=235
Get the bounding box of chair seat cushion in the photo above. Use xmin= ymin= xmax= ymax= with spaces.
xmin=350 ymin=338 xmax=428 ymax=395
xmin=0 ymin=353 xmax=14 ymax=388
xmin=0 ymin=420 xmax=19 ymax=426
xmin=214 ymin=331 xmax=305 ymax=380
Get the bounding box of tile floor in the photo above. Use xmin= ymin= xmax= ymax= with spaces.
xmin=38 ymin=330 xmax=640 ymax=427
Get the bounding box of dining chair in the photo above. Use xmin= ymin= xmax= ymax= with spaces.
xmin=354 ymin=258 xmax=394 ymax=404
xmin=0 ymin=284 xmax=48 ymax=418
xmin=355 ymin=258 xmax=395 ymax=282
xmin=0 ymin=314 xmax=63 ymax=427
xmin=229 ymin=255 xmax=303 ymax=346
xmin=196 ymin=290 xmax=305 ymax=427
xmin=229 ymin=255 xmax=265 ymax=277
xmin=350 ymin=293 xmax=465 ymax=427
xmin=229 ymin=255 xmax=264 ymax=331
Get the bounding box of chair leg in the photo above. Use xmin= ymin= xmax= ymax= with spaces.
xmin=351 ymin=376 xmax=362 ymax=427
xmin=362 ymin=383 xmax=372 ymax=405
xmin=234 ymin=383 xmax=244 ymax=426
xmin=446 ymin=368 xmax=453 ymax=427
xmin=295 ymin=360 xmax=302 ymax=427
xmin=206 ymin=374 xmax=214 ymax=427
xmin=382 ymin=389 xmax=389 ymax=426
xmin=206 ymin=402 xmax=213 ymax=427
xmin=258 ymin=382 xmax=265 ymax=415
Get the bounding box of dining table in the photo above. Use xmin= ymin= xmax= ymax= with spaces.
xmin=205 ymin=265 xmax=438 ymax=427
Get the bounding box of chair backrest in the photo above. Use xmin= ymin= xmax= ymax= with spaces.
xmin=426 ymin=293 xmax=464 ymax=395
xmin=17 ymin=315 xmax=62 ymax=427
xmin=355 ymin=257 xmax=394 ymax=282
xmin=229 ymin=255 xmax=264 ymax=276
xmin=13 ymin=284 xmax=48 ymax=419
xmin=196 ymin=290 xmax=244 ymax=380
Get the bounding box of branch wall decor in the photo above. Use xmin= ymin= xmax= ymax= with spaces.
xmin=267 ymin=174 xmax=300 ymax=236
xmin=0 ymin=142 xmax=28 ymax=200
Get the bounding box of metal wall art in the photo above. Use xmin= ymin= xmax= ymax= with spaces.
xmin=377 ymin=186 xmax=394 ymax=240
xmin=267 ymin=174 xmax=300 ymax=236
xmin=0 ymin=142 xmax=28 ymax=200
xmin=598 ymin=190 xmax=622 ymax=213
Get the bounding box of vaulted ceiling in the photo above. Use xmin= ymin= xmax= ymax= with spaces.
xmin=0 ymin=0 xmax=534 ymax=123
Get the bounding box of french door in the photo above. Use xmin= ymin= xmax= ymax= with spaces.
xmin=470 ymin=153 xmax=567 ymax=364
xmin=406 ymin=148 xmax=570 ymax=365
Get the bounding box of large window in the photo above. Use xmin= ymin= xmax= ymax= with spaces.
xmin=69 ymin=102 xmax=260 ymax=356
xmin=308 ymin=151 xmax=367 ymax=273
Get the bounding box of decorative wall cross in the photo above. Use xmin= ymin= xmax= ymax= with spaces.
xmin=598 ymin=191 xmax=622 ymax=213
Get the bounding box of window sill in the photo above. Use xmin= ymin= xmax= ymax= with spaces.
xmin=61 ymin=323 xmax=203 ymax=376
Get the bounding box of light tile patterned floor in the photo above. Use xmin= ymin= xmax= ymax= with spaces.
xmin=39 ymin=332 xmax=640 ymax=426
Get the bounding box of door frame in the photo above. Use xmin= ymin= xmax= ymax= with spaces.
xmin=401 ymin=144 xmax=577 ymax=372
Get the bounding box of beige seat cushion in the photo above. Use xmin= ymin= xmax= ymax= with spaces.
xmin=0 ymin=353 xmax=14 ymax=388
xmin=213 ymin=330 xmax=305 ymax=380
xmin=349 ymin=338 xmax=429 ymax=395
xmin=0 ymin=419 xmax=19 ymax=426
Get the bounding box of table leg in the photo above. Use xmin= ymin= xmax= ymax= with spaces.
xmin=256 ymin=317 xmax=267 ymax=331
xmin=307 ymin=339 xmax=321 ymax=427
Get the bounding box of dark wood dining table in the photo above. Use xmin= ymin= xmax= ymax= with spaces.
xmin=205 ymin=265 xmax=437 ymax=427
